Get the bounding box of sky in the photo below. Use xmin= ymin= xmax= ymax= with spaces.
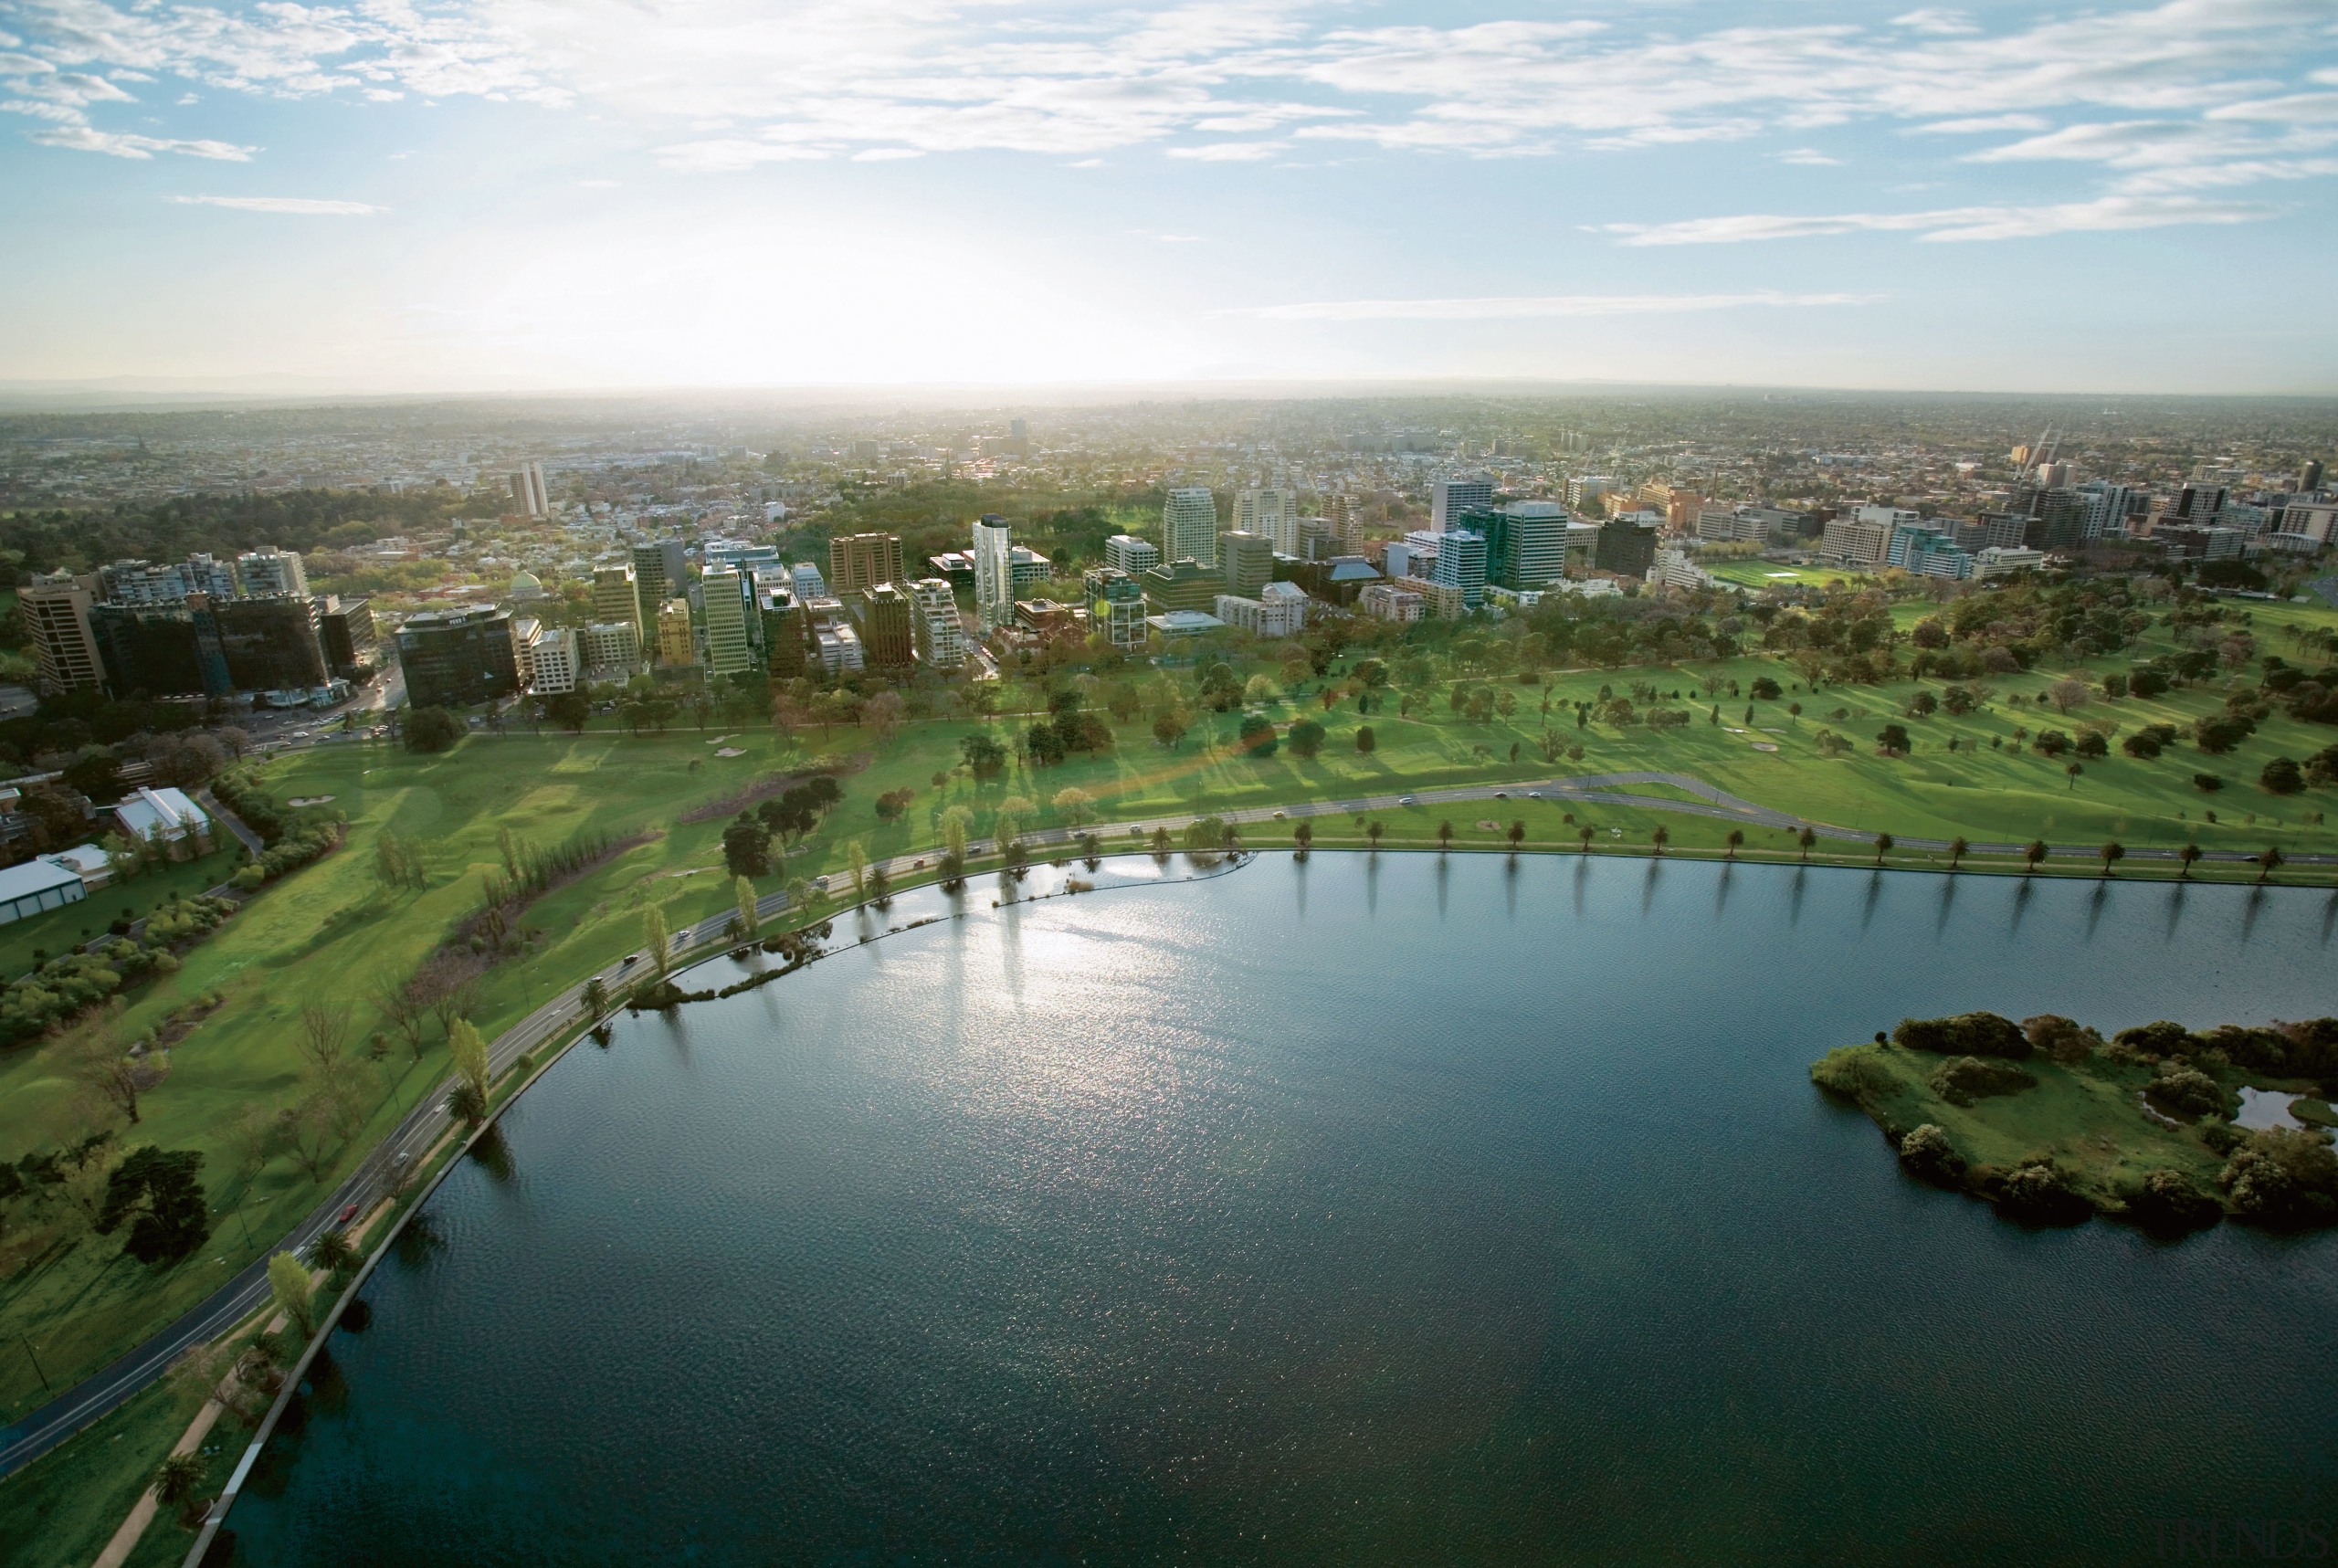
xmin=1 ymin=0 xmax=2333 ymax=395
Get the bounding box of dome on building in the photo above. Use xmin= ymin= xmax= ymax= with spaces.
xmin=510 ymin=569 xmax=546 ymax=598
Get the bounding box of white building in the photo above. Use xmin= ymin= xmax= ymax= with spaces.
xmin=235 ymin=546 xmax=309 ymax=599
xmin=816 ymin=623 xmax=866 ymax=673
xmin=1359 ymin=582 xmax=1424 ymax=623
xmin=0 ymin=856 xmax=87 ymax=926
xmin=1430 ymin=475 xmax=1494 ymax=532
xmin=973 ymin=515 xmax=1015 ymax=629
xmin=113 ymin=786 xmax=213 ymax=858
xmin=1164 ymin=488 xmax=1219 ymax=567
xmin=910 ymin=578 xmax=969 ymax=669
xmin=1103 ymin=534 xmax=1160 ymax=575
xmin=529 ymin=626 xmax=581 ymax=694
xmin=788 ymin=563 xmax=827 ymax=601
xmin=1648 ymin=549 xmax=1715 ymax=591
xmin=1233 ymin=489 xmax=1298 ymax=555
xmin=1213 ymin=582 xmax=1310 ymax=637
xmin=580 ymin=620 xmax=641 ymax=676
xmin=700 ymin=564 xmax=755 ymax=675
xmin=1975 ymin=547 xmax=2047 ymax=579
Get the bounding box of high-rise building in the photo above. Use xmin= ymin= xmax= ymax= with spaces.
xmin=1322 ymin=493 xmax=1362 ymax=551
xmin=317 ymin=595 xmax=378 ymax=679
xmin=235 ymin=547 xmax=309 ymax=600
xmin=1140 ymin=560 xmax=1224 ymax=615
xmin=1430 ymin=530 xmax=1488 ymax=609
xmin=1595 ymin=518 xmax=1660 ymax=579
xmin=90 ymin=604 xmax=212 ymax=698
xmin=509 ymin=460 xmax=550 ymax=518
xmin=1467 ymin=502 xmax=1569 ymax=590
xmin=829 ymin=532 xmax=906 ymax=595
xmin=395 ymin=606 xmax=518 ymax=708
xmin=855 ymin=584 xmax=916 ymax=672
xmin=973 ymin=514 xmax=1015 ymax=629
xmin=1564 ymin=475 xmax=1614 ymax=510
xmin=700 ymin=565 xmax=754 ymax=676
xmin=1104 ymin=534 xmax=1161 ymax=575
xmin=1233 ymin=489 xmax=1297 ymax=554
xmin=1430 ymin=476 xmax=1494 ymax=532
xmin=1220 ymin=530 xmax=1274 ymax=599
xmin=579 ymin=621 xmax=641 ymax=675
xmin=631 ymin=540 xmax=686 ymax=614
xmin=2302 ymin=459 xmax=2325 ymax=494
xmin=758 ymin=585 xmax=810 ymax=679
xmin=656 ymin=598 xmax=697 ymax=666
xmin=593 ymin=564 xmax=644 ymax=636
xmin=1164 ymin=488 xmax=1218 ymax=567
xmin=909 ymin=578 xmax=968 ymax=670
xmin=21 ymin=572 xmax=103 ymax=694
xmin=1082 ymin=566 xmax=1146 ymax=654
xmin=788 ymin=563 xmax=827 ymax=601
xmin=529 ymin=627 xmax=581 ymax=694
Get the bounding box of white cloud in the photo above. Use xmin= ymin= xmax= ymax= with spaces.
xmin=27 ymin=123 xmax=251 ymax=158
xmin=1777 ymin=148 xmax=1841 ymax=165
xmin=1228 ymin=290 xmax=1884 ymax=321
xmin=1910 ymin=114 xmax=2051 ymax=134
xmin=1893 ymin=10 xmax=1980 ymax=36
xmin=1601 ymin=194 xmax=2274 ymax=245
xmin=1165 ymin=140 xmax=1284 ymax=160
xmin=167 ymin=194 xmax=383 ymax=214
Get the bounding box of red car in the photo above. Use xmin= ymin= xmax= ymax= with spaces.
xmin=338 ymin=1204 xmax=359 ymax=1226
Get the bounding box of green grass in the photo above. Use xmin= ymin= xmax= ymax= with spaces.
xmin=0 ymin=849 xmax=240 ymax=980
xmin=5 ymin=589 xmax=2338 ymax=1419
xmin=0 ymin=1374 xmax=207 ymax=1568
xmin=1816 ymin=1043 xmax=2229 ymax=1211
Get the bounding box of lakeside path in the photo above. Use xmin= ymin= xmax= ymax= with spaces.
xmin=6 ymin=767 xmax=2333 ymax=1478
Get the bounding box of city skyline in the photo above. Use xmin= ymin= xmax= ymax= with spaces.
xmin=1 ymin=0 xmax=2333 ymax=395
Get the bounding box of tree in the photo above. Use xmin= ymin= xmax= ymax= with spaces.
xmin=1947 ymin=836 xmax=1970 ymax=871
xmin=2025 ymin=839 xmax=2048 ymax=875
xmin=1294 ymin=821 xmax=1313 ymax=856
xmin=722 ymin=815 xmax=772 ymax=879
xmin=1724 ymin=828 xmax=1743 ymax=860
xmin=268 ymin=1250 xmax=314 ymax=1337
xmin=1787 ymin=701 xmax=1803 ymax=727
xmin=373 ymin=972 xmax=428 ymax=1059
xmin=1873 ymin=832 xmax=1893 ymax=867
xmin=1579 ymin=825 xmax=1596 ymax=854
xmin=846 ymin=840 xmax=869 ymax=899
xmin=449 ymin=1017 xmax=490 ymax=1106
xmin=2257 ymin=846 xmax=2284 ymax=885
xmin=1237 ymin=713 xmax=1278 ymax=756
xmin=1906 ymin=691 xmax=1937 ymax=719
xmin=66 ymin=1003 xmax=152 ymax=1125
xmin=1751 ymin=677 xmax=1782 ymax=700
xmin=1437 ymin=820 xmax=1454 ymax=852
xmin=2074 ymin=731 xmax=2109 ymax=760
xmin=1052 ymin=786 xmax=1097 ymax=826
xmin=2178 ymin=843 xmax=2203 ymax=879
xmin=1509 ymin=820 xmax=1527 ymax=852
xmin=154 ymin=1452 xmax=208 ymax=1511
xmin=644 ymin=904 xmax=669 ymax=977
xmin=97 ymin=1145 xmax=209 ymax=1264
xmin=311 ymin=1226 xmax=357 ymax=1274
xmin=1288 ymin=718 xmax=1326 ymax=758
xmin=734 ymin=875 xmax=760 ymax=940
xmin=297 ymin=1002 xmax=351 ymax=1070
xmin=1355 ymin=725 xmax=1376 ymax=753
xmin=2099 ymin=841 xmax=2125 ymax=878
xmin=2048 ymin=678 xmax=2090 ymax=716
xmin=961 ymin=732 xmax=1008 ymax=776
xmin=584 ymin=975 xmax=610 ymax=1021
xmin=404 ymin=706 xmax=464 ymax=753
xmin=2066 ymin=762 xmax=2084 ymax=791
xmin=1651 ymin=824 xmax=1669 ymax=857
xmin=1366 ymin=819 xmax=1385 ymax=850
xmin=1151 ymin=711 xmax=1189 ymax=750
xmin=2261 ymin=756 xmax=2304 ymax=795
xmin=2033 ymin=729 xmax=2071 ymax=758
xmin=1797 ymin=826 xmax=1817 ymax=862
xmin=545 ymin=689 xmax=592 ymax=732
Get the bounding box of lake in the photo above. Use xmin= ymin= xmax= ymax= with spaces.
xmin=226 ymin=854 xmax=2338 ymax=1565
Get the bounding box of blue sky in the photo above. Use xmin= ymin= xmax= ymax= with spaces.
xmin=2 ymin=0 xmax=2333 ymax=394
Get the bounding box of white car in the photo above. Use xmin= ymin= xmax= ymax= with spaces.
xmin=1526 ymin=791 xmax=1543 ymax=800
xmin=1397 ymin=795 xmax=1416 ymax=805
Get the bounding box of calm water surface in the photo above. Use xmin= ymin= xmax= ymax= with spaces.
xmin=230 ymin=855 xmax=2338 ymax=1565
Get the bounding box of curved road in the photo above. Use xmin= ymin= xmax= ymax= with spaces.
xmin=5 ymin=768 xmax=2331 ymax=1477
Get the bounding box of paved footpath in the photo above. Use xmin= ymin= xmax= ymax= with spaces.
xmin=5 ymin=768 xmax=2330 ymax=1476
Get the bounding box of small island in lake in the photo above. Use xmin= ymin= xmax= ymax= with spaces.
xmin=1813 ymin=1012 xmax=2338 ymax=1233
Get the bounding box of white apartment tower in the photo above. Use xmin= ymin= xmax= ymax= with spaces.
xmin=700 ymin=565 xmax=754 ymax=675
xmin=509 ymin=460 xmax=551 ymax=518
xmin=1431 ymin=475 xmax=1494 ymax=532
xmin=973 ymin=514 xmax=1015 ymax=629
xmin=236 ymin=546 xmax=309 ymax=599
xmin=1163 ymin=488 xmax=1218 ymax=567
xmin=1233 ymin=489 xmax=1297 ymax=555
xmin=910 ymin=578 xmax=969 ymax=669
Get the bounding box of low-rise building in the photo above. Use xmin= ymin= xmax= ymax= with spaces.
xmin=1213 ymin=583 xmax=1309 ymax=637
xmin=1103 ymin=534 xmax=1160 ymax=574
xmin=656 ymin=597 xmax=697 ymax=666
xmin=1647 ymin=549 xmax=1715 ymax=592
xmin=113 ymin=786 xmax=213 ymax=858
xmin=1975 ymin=546 xmax=2047 ymax=579
xmin=0 ymin=855 xmax=87 ymax=926
xmin=579 ymin=620 xmax=641 ymax=677
xmin=1392 ymin=574 xmax=1468 ymax=620
xmin=1359 ymin=582 xmax=1424 ymax=623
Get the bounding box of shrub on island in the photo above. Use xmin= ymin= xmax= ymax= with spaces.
xmin=2125 ymin=1169 xmax=2222 ymax=1235
xmin=1892 ymin=1012 xmax=2031 ymax=1060
xmin=1927 ymin=1055 xmax=2038 ymax=1107
xmin=1897 ymin=1124 xmax=1966 ymax=1186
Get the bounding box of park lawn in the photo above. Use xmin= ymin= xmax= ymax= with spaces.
xmin=1818 ymin=1042 xmax=2229 ymax=1213
xmin=0 ymin=848 xmax=240 ymax=981
xmin=8 ymin=587 xmax=2338 ymax=1417
xmin=0 ymin=1373 xmax=208 ymax=1568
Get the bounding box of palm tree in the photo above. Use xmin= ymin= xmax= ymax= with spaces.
xmin=1873 ymin=832 xmax=1893 ymax=867
xmin=2178 ymin=843 xmax=2202 ymax=879
xmin=1437 ymin=820 xmax=1454 ymax=853
xmin=1797 ymin=826 xmax=1817 ymax=863
xmin=2066 ymin=762 xmax=2083 ymax=791
xmin=1578 ymin=825 xmax=1595 ymax=854
xmin=2257 ymin=846 xmax=2283 ymax=885
xmin=2099 ymin=841 xmax=2124 ymax=878
xmin=2024 ymin=838 xmax=2048 ymax=875
xmin=1365 ymin=820 xmax=1385 ymax=851
xmin=1651 ymin=825 xmax=1669 ymax=858
xmin=1150 ymin=825 xmax=1172 ymax=857
xmin=1947 ymin=836 xmax=1969 ymax=871
xmin=1508 ymin=820 xmax=1526 ymax=853
xmin=1293 ymin=821 xmax=1312 ymax=857
xmin=1724 ymin=829 xmax=1743 ymax=860
xmin=310 ymin=1227 xmax=356 ymax=1274
xmin=153 ymin=1452 xmax=207 ymax=1510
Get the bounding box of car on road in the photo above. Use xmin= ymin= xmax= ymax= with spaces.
xmin=338 ymin=1204 xmax=359 ymax=1225
xmin=1526 ymin=791 xmax=1543 ymax=800
xmin=620 ymin=952 xmax=640 ymax=968
xmin=1398 ymin=795 xmax=1416 ymax=805
xmin=1493 ymin=791 xmax=1508 ymax=800
xmin=1272 ymin=809 xmax=1286 ymax=819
